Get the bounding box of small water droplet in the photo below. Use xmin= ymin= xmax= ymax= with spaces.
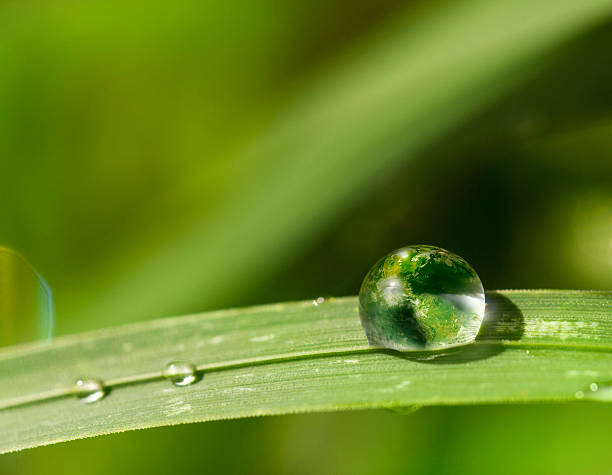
xmin=359 ymin=245 xmax=485 ymax=351
xmin=312 ymin=297 xmax=325 ymax=306
xmin=0 ymin=246 xmax=54 ymax=346
xmin=583 ymin=381 xmax=612 ymax=401
xmin=73 ymin=378 xmax=106 ymax=403
xmin=387 ymin=404 xmax=422 ymax=415
xmin=415 ymin=353 xmax=445 ymax=361
xmin=575 ymin=390 xmax=585 ymax=399
xmin=163 ymin=360 xmax=199 ymax=386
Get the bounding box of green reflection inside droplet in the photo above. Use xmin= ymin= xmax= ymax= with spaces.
xmin=359 ymin=245 xmax=485 ymax=351
xmin=0 ymin=246 xmax=54 ymax=346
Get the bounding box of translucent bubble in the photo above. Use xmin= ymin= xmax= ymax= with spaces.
xmin=359 ymin=245 xmax=485 ymax=351
xmin=0 ymin=246 xmax=54 ymax=347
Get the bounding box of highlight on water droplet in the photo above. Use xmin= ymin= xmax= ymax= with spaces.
xmin=359 ymin=245 xmax=485 ymax=351
xmin=163 ymin=360 xmax=199 ymax=386
xmin=0 ymin=246 xmax=54 ymax=347
xmin=73 ymin=378 xmax=107 ymax=404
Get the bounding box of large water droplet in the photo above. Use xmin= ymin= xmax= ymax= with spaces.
xmin=359 ymin=245 xmax=485 ymax=351
xmin=73 ymin=378 xmax=107 ymax=404
xmin=163 ymin=360 xmax=199 ymax=386
xmin=0 ymin=246 xmax=54 ymax=347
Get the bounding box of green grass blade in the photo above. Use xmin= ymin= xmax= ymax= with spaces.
xmin=0 ymin=290 xmax=610 ymax=453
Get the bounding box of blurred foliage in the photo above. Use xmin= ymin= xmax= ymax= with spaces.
xmin=1 ymin=0 xmax=612 ymax=473
xmin=0 ymin=247 xmax=53 ymax=346
xmin=4 ymin=406 xmax=612 ymax=475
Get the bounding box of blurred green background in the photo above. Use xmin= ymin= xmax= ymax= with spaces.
xmin=1 ymin=0 xmax=612 ymax=473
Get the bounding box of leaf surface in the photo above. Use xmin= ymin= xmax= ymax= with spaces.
xmin=0 ymin=290 xmax=610 ymax=453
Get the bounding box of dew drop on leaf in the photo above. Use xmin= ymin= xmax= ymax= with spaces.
xmin=0 ymin=246 xmax=54 ymax=347
xmin=358 ymin=245 xmax=485 ymax=351
xmin=583 ymin=381 xmax=612 ymax=402
xmin=73 ymin=378 xmax=107 ymax=404
xmin=387 ymin=404 xmax=422 ymax=415
xmin=163 ymin=360 xmax=199 ymax=386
